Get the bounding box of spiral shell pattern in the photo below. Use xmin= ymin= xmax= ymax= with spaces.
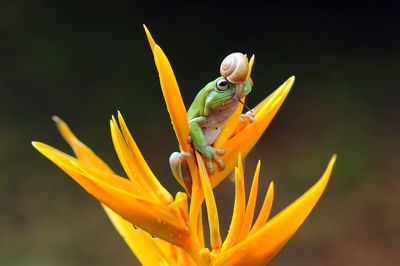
xmin=220 ymin=52 xmax=249 ymax=84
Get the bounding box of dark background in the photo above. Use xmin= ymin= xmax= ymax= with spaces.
xmin=1 ymin=1 xmax=399 ymax=265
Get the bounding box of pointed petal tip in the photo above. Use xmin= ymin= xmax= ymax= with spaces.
xmin=286 ymin=75 xmax=295 ymax=86
xmin=278 ymin=76 xmax=294 ymax=91
xmin=143 ymin=24 xmax=156 ymax=51
xmin=52 ymin=115 xmax=61 ymax=123
xmin=117 ymin=111 xmax=124 ymax=122
xmin=52 ymin=115 xmax=70 ymax=135
xmin=32 ymin=141 xmax=46 ymax=149
xmin=324 ymin=154 xmax=337 ymax=175
xmin=326 ymin=154 xmax=337 ymax=175
xmin=249 ymin=54 xmax=255 ymax=66
xmin=32 ymin=141 xmax=47 ymax=153
xmin=247 ymin=55 xmax=255 ymax=80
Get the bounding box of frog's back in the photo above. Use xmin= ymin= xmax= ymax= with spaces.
xmin=187 ymin=81 xmax=215 ymax=120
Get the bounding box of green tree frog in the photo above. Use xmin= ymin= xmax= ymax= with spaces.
xmin=169 ymin=52 xmax=255 ymax=193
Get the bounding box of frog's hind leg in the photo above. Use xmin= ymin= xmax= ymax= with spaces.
xmin=169 ymin=152 xmax=192 ymax=195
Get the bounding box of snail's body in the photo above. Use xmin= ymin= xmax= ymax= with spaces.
xmin=169 ymin=52 xmax=255 ymax=194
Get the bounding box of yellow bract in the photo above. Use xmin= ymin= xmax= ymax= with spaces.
xmin=214 ymin=155 xmax=336 ymax=265
xmin=144 ymin=25 xmax=191 ymax=155
xmin=32 ymin=25 xmax=336 ymax=265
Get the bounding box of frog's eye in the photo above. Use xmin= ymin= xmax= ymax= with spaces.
xmin=216 ymin=78 xmax=229 ymax=91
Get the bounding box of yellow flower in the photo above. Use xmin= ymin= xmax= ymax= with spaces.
xmin=32 ymin=25 xmax=336 ymax=265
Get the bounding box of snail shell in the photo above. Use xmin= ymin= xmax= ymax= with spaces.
xmin=220 ymin=52 xmax=249 ymax=84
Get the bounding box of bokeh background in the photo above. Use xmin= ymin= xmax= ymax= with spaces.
xmin=1 ymin=1 xmax=399 ymax=265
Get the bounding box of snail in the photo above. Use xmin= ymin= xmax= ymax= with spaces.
xmin=220 ymin=52 xmax=249 ymax=84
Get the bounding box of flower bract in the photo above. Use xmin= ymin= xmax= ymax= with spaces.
xmin=32 ymin=25 xmax=336 ymax=265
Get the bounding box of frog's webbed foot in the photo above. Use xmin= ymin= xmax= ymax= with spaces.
xmin=197 ymin=145 xmax=225 ymax=175
xmin=240 ymin=110 xmax=256 ymax=123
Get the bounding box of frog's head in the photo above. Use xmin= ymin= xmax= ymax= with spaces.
xmin=201 ymin=53 xmax=253 ymax=111
xmin=219 ymin=52 xmax=252 ymax=100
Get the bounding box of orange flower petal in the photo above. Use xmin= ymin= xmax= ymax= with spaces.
xmin=196 ymin=208 xmax=205 ymax=248
xmin=32 ymin=142 xmax=189 ymax=247
xmin=110 ymin=116 xmax=159 ymax=200
xmin=154 ymin=45 xmax=191 ymax=152
xmin=210 ymin=76 xmax=294 ymax=187
xmin=249 ymin=181 xmax=274 ymax=235
xmin=103 ymin=206 xmax=173 ymax=266
xmin=199 ymin=248 xmax=211 ymax=264
xmin=112 ymin=112 xmax=173 ymax=204
xmin=145 ymin=26 xmax=190 ymax=153
xmin=213 ymin=96 xmax=245 ymax=149
xmin=238 ymin=160 xmax=261 ymax=241
xmin=221 ymin=153 xmax=246 ymax=252
xmin=52 ymin=117 xmax=174 ymax=263
xmin=214 ymin=154 xmax=336 ymax=265
xmin=196 ymin=150 xmax=222 ymax=250
xmin=52 ymin=116 xmax=112 ymax=172
xmin=143 ymin=24 xmax=156 ymax=53
xmin=168 ymin=192 xmax=189 ymax=224
xmin=246 ymin=54 xmax=255 ymax=80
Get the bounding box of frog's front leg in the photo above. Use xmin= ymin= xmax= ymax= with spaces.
xmin=189 ymin=118 xmax=225 ymax=174
xmin=169 ymin=151 xmax=192 ymax=194
xmin=240 ymin=110 xmax=256 ymax=123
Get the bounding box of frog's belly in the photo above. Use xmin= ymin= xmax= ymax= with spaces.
xmin=201 ymin=100 xmax=239 ymax=145
xmin=203 ymin=127 xmax=223 ymax=145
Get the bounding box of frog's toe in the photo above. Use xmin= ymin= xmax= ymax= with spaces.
xmin=182 ymin=151 xmax=191 ymax=158
xmin=246 ymin=110 xmax=256 ymax=122
xmin=240 ymin=111 xmax=256 ymax=123
xmin=207 ymin=159 xmax=215 ymax=174
xmin=209 ymin=167 xmax=215 ymax=175
xmin=214 ymin=148 xmax=225 ymax=155
xmin=218 ymin=160 xmax=226 ymax=170
xmin=212 ymin=153 xmax=225 ymax=170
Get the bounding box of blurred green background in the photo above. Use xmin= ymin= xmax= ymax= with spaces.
xmin=1 ymin=1 xmax=399 ymax=265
